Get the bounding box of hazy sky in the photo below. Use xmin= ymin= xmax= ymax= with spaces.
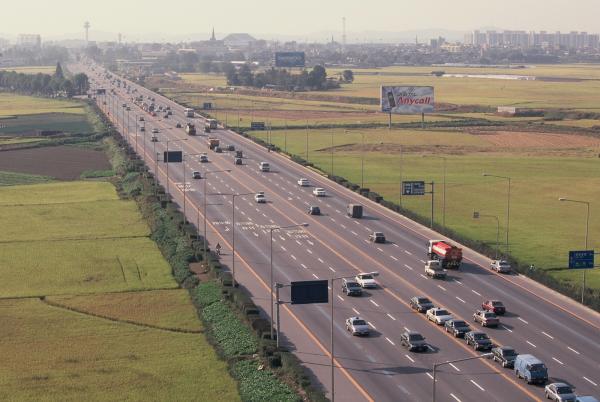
xmin=3 ymin=0 xmax=599 ymax=39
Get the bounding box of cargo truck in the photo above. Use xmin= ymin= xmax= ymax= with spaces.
xmin=207 ymin=137 xmax=220 ymax=150
xmin=427 ymin=240 xmax=462 ymax=269
xmin=207 ymin=119 xmax=218 ymax=129
xmin=185 ymin=123 xmax=196 ymax=135
xmin=347 ymin=204 xmax=363 ymax=218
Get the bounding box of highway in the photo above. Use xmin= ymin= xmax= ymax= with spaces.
xmin=75 ymin=61 xmax=600 ymax=402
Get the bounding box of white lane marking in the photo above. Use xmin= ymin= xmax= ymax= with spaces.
xmin=552 ymin=357 xmax=564 ymax=365
xmin=317 ymin=258 xmax=324 ymax=263
xmin=279 ymin=236 xmax=285 ymax=241
xmin=354 ymin=221 xmax=360 ymax=225
xmin=365 ymin=227 xmax=371 ymax=231
xmin=296 ymin=240 xmax=302 ymax=245
xmin=456 ymin=296 xmax=466 ymax=303
xmin=450 ymin=393 xmax=462 ymax=402
xmin=368 ymin=321 xmax=377 ymax=330
xmin=291 ymin=255 xmax=297 ymax=260
xmin=386 ymin=313 xmax=396 ymax=321
xmin=252 ymin=232 xmax=259 ymax=237
xmin=370 ymin=300 xmax=380 ymax=307
xmin=335 ymin=209 xmax=341 ymax=214
xmin=306 ymin=249 xmax=313 ymax=254
xmin=262 ymin=213 xmax=267 ymax=217
xmin=241 ymin=211 xmax=246 ymax=215
xmin=568 ymin=346 xmax=580 ymax=355
xmin=352 ymin=308 xmax=360 ymax=315
xmin=337 ymin=295 xmax=344 ymax=301
xmin=364 ymin=239 xmax=370 ymax=244
xmin=393 ymin=244 xmax=400 ymax=248
xmin=341 ymin=224 xmax=347 ymax=229
xmin=470 ymin=380 xmax=485 ymax=391
xmin=404 ymin=264 xmax=414 ymax=271
xmin=542 ymin=331 xmax=554 ymax=340
xmin=329 ymin=266 xmax=336 ymax=272
xmin=312 ymin=273 xmax=319 ymax=279
xmin=454 ymin=279 xmax=463 ymax=285
xmin=518 ymin=317 xmax=529 ymax=324
xmin=471 ymin=289 xmax=482 ymax=296
xmin=500 ymin=325 xmax=513 ymax=333
xmin=437 ymin=285 xmax=447 ymax=291
xmin=403 ymin=327 xmax=410 ymax=332
xmin=405 ymin=354 xmax=415 ymax=363
xmin=307 ymin=240 xmax=314 ymax=246
xmin=420 ymin=259 xmax=426 ymax=263
xmin=385 ymin=337 xmax=395 ymax=346
xmin=330 ymin=218 xmax=336 ymax=222
xmin=351 ymin=231 xmax=358 ymax=236
xmin=426 ymin=373 xmax=434 ymax=380
xmin=280 ymin=246 xmax=287 ymax=251
xmin=526 ymin=341 xmax=537 ymax=348
xmin=449 ymin=363 xmax=460 ymax=372
xmin=269 ymin=219 xmax=275 ymax=223
xmin=419 ymin=274 xmax=427 ymax=279
xmin=404 ymin=250 xmax=412 ymax=255
xmin=300 ymin=263 xmax=308 ymax=269
xmin=377 ymin=247 xmax=384 ymax=252
xmin=390 ymin=255 xmax=398 ymax=261
xmin=326 ymin=203 xmax=332 ymax=208
xmin=583 ymin=377 xmax=598 ymax=386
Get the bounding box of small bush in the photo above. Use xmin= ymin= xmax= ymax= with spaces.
xmin=202 ymin=301 xmax=258 ymax=357
xmin=192 ymin=281 xmax=222 ymax=307
xmin=232 ymin=360 xmax=300 ymax=402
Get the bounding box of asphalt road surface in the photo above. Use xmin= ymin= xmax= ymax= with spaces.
xmin=75 ymin=61 xmax=600 ymax=402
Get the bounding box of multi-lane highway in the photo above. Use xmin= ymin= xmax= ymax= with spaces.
xmin=75 ymin=61 xmax=600 ymax=402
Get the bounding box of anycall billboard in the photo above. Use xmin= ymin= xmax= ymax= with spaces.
xmin=380 ymin=86 xmax=434 ymax=114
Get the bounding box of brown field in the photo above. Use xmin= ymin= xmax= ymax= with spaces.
xmin=0 ymin=146 xmax=111 ymax=180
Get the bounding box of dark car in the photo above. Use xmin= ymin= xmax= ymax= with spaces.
xmin=492 ymin=346 xmax=519 ymax=368
xmin=482 ymin=300 xmax=506 ymax=315
xmin=234 ymin=157 xmax=243 ymax=165
xmin=369 ymin=231 xmax=386 ymax=243
xmin=465 ymin=331 xmax=493 ymax=351
xmin=215 ymin=146 xmax=223 ymax=153
xmin=444 ymin=319 xmax=471 ymax=338
xmin=409 ymin=296 xmax=434 ymax=313
xmin=308 ymin=206 xmax=321 ymax=215
xmin=227 ymin=144 xmax=235 ymax=151
xmin=400 ymin=331 xmax=428 ymax=352
xmin=235 ymin=150 xmax=243 ymax=158
xmin=341 ymin=279 xmax=362 ymax=296
xmin=176 ymin=122 xmax=182 ymax=128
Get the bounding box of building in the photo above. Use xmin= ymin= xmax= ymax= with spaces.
xmin=0 ymin=38 xmax=9 ymax=51
xmin=465 ymin=30 xmax=599 ymax=49
xmin=223 ymin=33 xmax=256 ymax=48
xmin=17 ymin=34 xmax=41 ymax=48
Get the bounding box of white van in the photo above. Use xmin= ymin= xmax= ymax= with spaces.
xmin=259 ymin=162 xmax=270 ymax=172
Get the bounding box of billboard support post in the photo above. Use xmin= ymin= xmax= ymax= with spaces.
xmin=422 ymin=112 xmax=425 ymax=129
xmin=388 ymin=111 xmax=392 ymax=130
xmin=430 ymin=181 xmax=435 ymax=228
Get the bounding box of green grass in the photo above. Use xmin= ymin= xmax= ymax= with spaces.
xmin=0 ymin=93 xmax=86 ymax=117
xmin=0 ymin=181 xmax=119 ymax=205
xmin=233 ymin=360 xmax=300 ymax=402
xmin=0 ymin=171 xmax=54 ymax=186
xmin=0 ymin=65 xmax=56 ymax=75
xmin=0 ymin=297 xmax=239 ymax=402
xmin=80 ymin=169 xmax=115 ymax=179
xmin=253 ymin=128 xmax=600 ymax=289
xmin=0 ymin=112 xmax=95 ymax=135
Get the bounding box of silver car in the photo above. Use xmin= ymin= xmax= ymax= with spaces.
xmin=545 ymin=383 xmax=576 ymax=402
xmin=345 ymin=317 xmax=370 ymax=336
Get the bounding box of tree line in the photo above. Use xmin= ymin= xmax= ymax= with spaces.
xmin=0 ymin=62 xmax=89 ymax=97
xmin=225 ymin=64 xmax=340 ymax=91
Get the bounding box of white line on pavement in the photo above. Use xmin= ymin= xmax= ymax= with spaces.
xmin=437 ymin=285 xmax=447 ymax=291
xmin=329 ymin=266 xmax=336 ymax=272
xmin=280 ymin=246 xmax=287 ymax=251
xmin=568 ymin=346 xmax=580 ymax=355
xmin=583 ymin=377 xmax=598 ymax=386
xmin=386 ymin=313 xmax=396 ymax=321
xmin=526 ymin=341 xmax=537 ymax=348
xmin=419 ymin=274 xmax=427 ymax=279
xmin=312 ymin=273 xmax=319 ymax=279
xmin=307 ymin=240 xmax=314 ymax=246
xmin=426 ymin=373 xmax=434 ymax=380
xmin=291 ymin=255 xmax=297 ymax=260
xmin=368 ymin=321 xmax=376 ymax=330
xmin=300 ymin=264 xmax=308 ymax=269
xmin=500 ymin=325 xmax=513 ymax=333
xmin=307 ymin=249 xmax=313 ymax=254
xmin=352 ymin=308 xmax=360 ymax=315
xmin=456 ymin=297 xmax=466 ymax=303
xmin=404 ymin=250 xmax=412 ymax=255
xmin=405 ymin=354 xmax=415 ymax=363
xmin=449 ymin=363 xmax=460 ymax=372
xmin=341 ymin=224 xmax=346 ymax=229
xmin=404 ymin=264 xmax=414 ymax=270
xmin=552 ymin=357 xmax=564 ymax=365
xmin=542 ymin=331 xmax=554 ymax=339
xmin=335 ymin=209 xmax=341 ymax=214
xmin=454 ymin=279 xmax=463 ymax=285
xmin=337 ymin=295 xmax=344 ymax=301
xmin=470 ymin=380 xmax=485 ymax=391
xmin=296 ymin=240 xmax=302 ymax=245
xmin=450 ymin=393 xmax=462 ymax=402
xmin=317 ymin=258 xmax=324 ymax=263
xmin=377 ymin=247 xmax=384 ymax=252
xmin=351 ymin=231 xmax=358 ymax=236
xmin=518 ymin=317 xmax=529 ymax=324
xmin=390 ymin=256 xmax=398 ymax=261
xmin=370 ymin=300 xmax=380 ymax=307
xmin=420 ymin=259 xmax=426 ymax=263
xmin=471 ymin=289 xmax=482 ymax=296
xmin=385 ymin=337 xmax=395 ymax=346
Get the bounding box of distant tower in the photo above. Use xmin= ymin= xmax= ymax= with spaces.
xmin=415 ymin=35 xmax=419 ymax=46
xmin=210 ymin=27 xmax=216 ymax=41
xmin=84 ymin=21 xmax=90 ymax=46
xmin=118 ymin=33 xmax=122 ymax=44
xmin=342 ymin=17 xmax=346 ymax=53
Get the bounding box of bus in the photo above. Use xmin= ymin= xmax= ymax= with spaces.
xmin=184 ymin=108 xmax=195 ymax=118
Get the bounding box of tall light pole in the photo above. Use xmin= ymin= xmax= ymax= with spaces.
xmin=330 ymin=129 xmax=334 ymax=175
xmin=424 ymin=155 xmax=447 ymax=227
xmin=360 ymin=132 xmax=365 ymax=189
xmin=329 ymin=272 xmax=378 ymax=402
xmin=559 ymin=197 xmax=591 ymax=303
xmin=432 ymin=353 xmax=492 ymax=402
xmin=269 ymin=223 xmax=308 ymax=340
xmin=473 ymin=211 xmax=500 ymax=260
xmin=165 ymin=138 xmax=188 ymax=197
xmin=203 ymin=169 xmax=231 ymax=264
xmin=483 ymin=173 xmax=511 ymax=253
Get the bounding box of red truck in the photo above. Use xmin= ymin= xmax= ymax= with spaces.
xmin=427 ymin=240 xmax=463 ymax=269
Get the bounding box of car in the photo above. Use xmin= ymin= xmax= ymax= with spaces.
xmin=400 ymin=331 xmax=428 ymax=352
xmin=427 ymin=308 xmax=453 ymax=325
xmin=167 ymin=111 xmax=172 ymax=115
xmin=192 ymin=171 xmax=202 ymax=179
xmin=355 ymin=273 xmax=377 ymax=289
xmin=515 ymin=354 xmax=548 ymax=385
xmin=312 ymin=188 xmax=326 ymax=197
xmin=576 ymin=397 xmax=600 ymax=402
xmin=254 ymin=193 xmax=266 ymax=203
xmin=482 ymin=300 xmax=506 ymax=315
xmin=215 ymin=146 xmax=223 ymax=153
xmin=150 ymin=111 xmax=157 ymax=117
xmin=151 ymin=135 xmax=158 ymax=142
xmin=369 ymin=231 xmax=386 ymax=243
xmin=345 ymin=316 xmax=370 ymax=336
xmin=151 ymin=128 xmax=159 ymax=134
xmin=409 ymin=296 xmax=434 ymax=313
xmin=464 ymin=331 xmax=493 ymax=351
xmin=341 ymin=279 xmax=362 ymax=296
xmin=491 ymin=346 xmax=518 ymax=368
xmin=235 ymin=150 xmax=243 ymax=158
xmin=473 ymin=310 xmax=500 ymax=327
xmin=491 ymin=259 xmax=511 ymax=273
xmin=126 ymin=107 xmax=131 ymax=111
xmin=199 ymin=154 xmax=209 ymax=163
xmin=545 ymin=383 xmax=576 ymax=402
xmin=139 ymin=116 xmax=145 ymax=121
xmin=176 ymin=122 xmax=182 ymax=128
xmin=259 ymin=162 xmax=270 ymax=172
xmin=234 ymin=157 xmax=243 ymax=165
xmin=298 ymin=178 xmax=310 ymax=187
xmin=139 ymin=126 xmax=145 ymax=132
xmin=163 ymin=114 xmax=169 ymax=119
xmin=227 ymin=144 xmax=235 ymax=151
xmin=308 ymin=206 xmax=321 ymax=215
xmin=444 ymin=319 xmax=471 ymax=337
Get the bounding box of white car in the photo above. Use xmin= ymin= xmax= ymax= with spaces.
xmin=345 ymin=316 xmax=370 ymax=336
xmin=151 ymin=128 xmax=159 ymax=134
xmin=426 ymin=307 xmax=453 ymax=325
xmin=544 ymin=383 xmax=576 ymax=402
xmin=254 ymin=192 xmax=266 ymax=203
xmin=491 ymin=260 xmax=511 ymax=273
xmin=199 ymin=154 xmax=209 ymax=163
xmin=355 ymin=273 xmax=377 ymax=289
xmin=297 ymin=178 xmax=310 ymax=187
xmin=313 ymin=188 xmax=326 ymax=197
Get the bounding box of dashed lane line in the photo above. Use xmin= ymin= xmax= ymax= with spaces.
xmin=470 ymin=380 xmax=485 ymax=391
xmin=471 ymin=289 xmax=482 ymax=296
xmin=390 ymin=255 xmax=398 ymax=261
xmin=405 ymin=354 xmax=415 ymax=363
xmin=449 ymin=363 xmax=460 ymax=372
xmin=518 ymin=317 xmax=529 ymax=324
xmin=568 ymin=346 xmax=580 ymax=355
xmin=456 ymin=297 xmax=466 ymax=303
xmin=450 ymin=393 xmax=462 ymax=402
xmin=313 ymin=273 xmax=319 ymax=279
xmin=526 ymin=341 xmax=537 ymax=348
xmin=352 ymin=308 xmax=360 ymax=315
xmin=370 ymin=300 xmax=380 ymax=307
xmin=552 ymin=357 xmax=564 ymax=365
xmin=542 ymin=331 xmax=554 ymax=340
xmin=386 ymin=313 xmax=396 ymax=321
xmin=385 ymin=337 xmax=395 ymax=346
xmin=337 ymin=295 xmax=344 ymax=301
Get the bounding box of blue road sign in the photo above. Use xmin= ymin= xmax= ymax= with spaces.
xmin=291 ymin=280 xmax=328 ymax=304
xmin=568 ymin=250 xmax=594 ymax=269
xmin=402 ymin=181 xmax=426 ymax=196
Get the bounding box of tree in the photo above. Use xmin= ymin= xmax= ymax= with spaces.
xmin=238 ymin=64 xmax=254 ymax=86
xmin=61 ymin=79 xmax=75 ymax=97
xmin=342 ymin=69 xmax=354 ymax=83
xmin=54 ymin=62 xmax=64 ymax=80
xmin=73 ymin=73 xmax=89 ymax=94
xmin=308 ymin=65 xmax=327 ymax=89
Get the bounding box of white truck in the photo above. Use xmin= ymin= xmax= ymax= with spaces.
xmin=425 ymin=260 xmax=447 ymax=279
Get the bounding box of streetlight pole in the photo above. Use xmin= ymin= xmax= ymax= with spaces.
xmin=361 ymin=132 xmax=365 ymax=189
xmin=269 ymin=223 xmax=308 ymax=341
xmin=483 ymin=173 xmax=511 ymax=253
xmin=432 ymin=353 xmax=492 ymax=402
xmin=330 ymin=129 xmax=334 ymax=175
xmin=559 ymin=197 xmax=591 ymax=303
xmin=473 ymin=211 xmax=500 ymax=260
xmin=203 ymin=169 xmax=232 ymax=265
xmin=165 ymin=138 xmax=188 ymax=197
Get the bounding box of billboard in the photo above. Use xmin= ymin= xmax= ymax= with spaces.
xmin=381 ymin=86 xmax=434 ymax=114
xmin=290 ymin=280 xmax=328 ymax=304
xmin=402 ymin=181 xmax=426 ymax=195
xmin=163 ymin=151 xmax=183 ymax=163
xmin=275 ymin=52 xmax=306 ymax=68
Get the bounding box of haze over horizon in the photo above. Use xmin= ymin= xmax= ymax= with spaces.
xmin=2 ymin=0 xmax=600 ymax=42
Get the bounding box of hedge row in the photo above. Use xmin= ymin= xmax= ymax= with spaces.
xmin=235 ymin=127 xmax=600 ymax=313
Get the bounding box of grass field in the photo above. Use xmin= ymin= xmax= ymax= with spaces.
xmin=0 ymin=171 xmax=54 ymax=186
xmin=0 ymin=93 xmax=86 ymax=117
xmin=0 ymin=65 xmax=56 ymax=75
xmin=0 ymin=181 xmax=240 ymax=400
xmin=252 ymin=128 xmax=600 ymax=289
